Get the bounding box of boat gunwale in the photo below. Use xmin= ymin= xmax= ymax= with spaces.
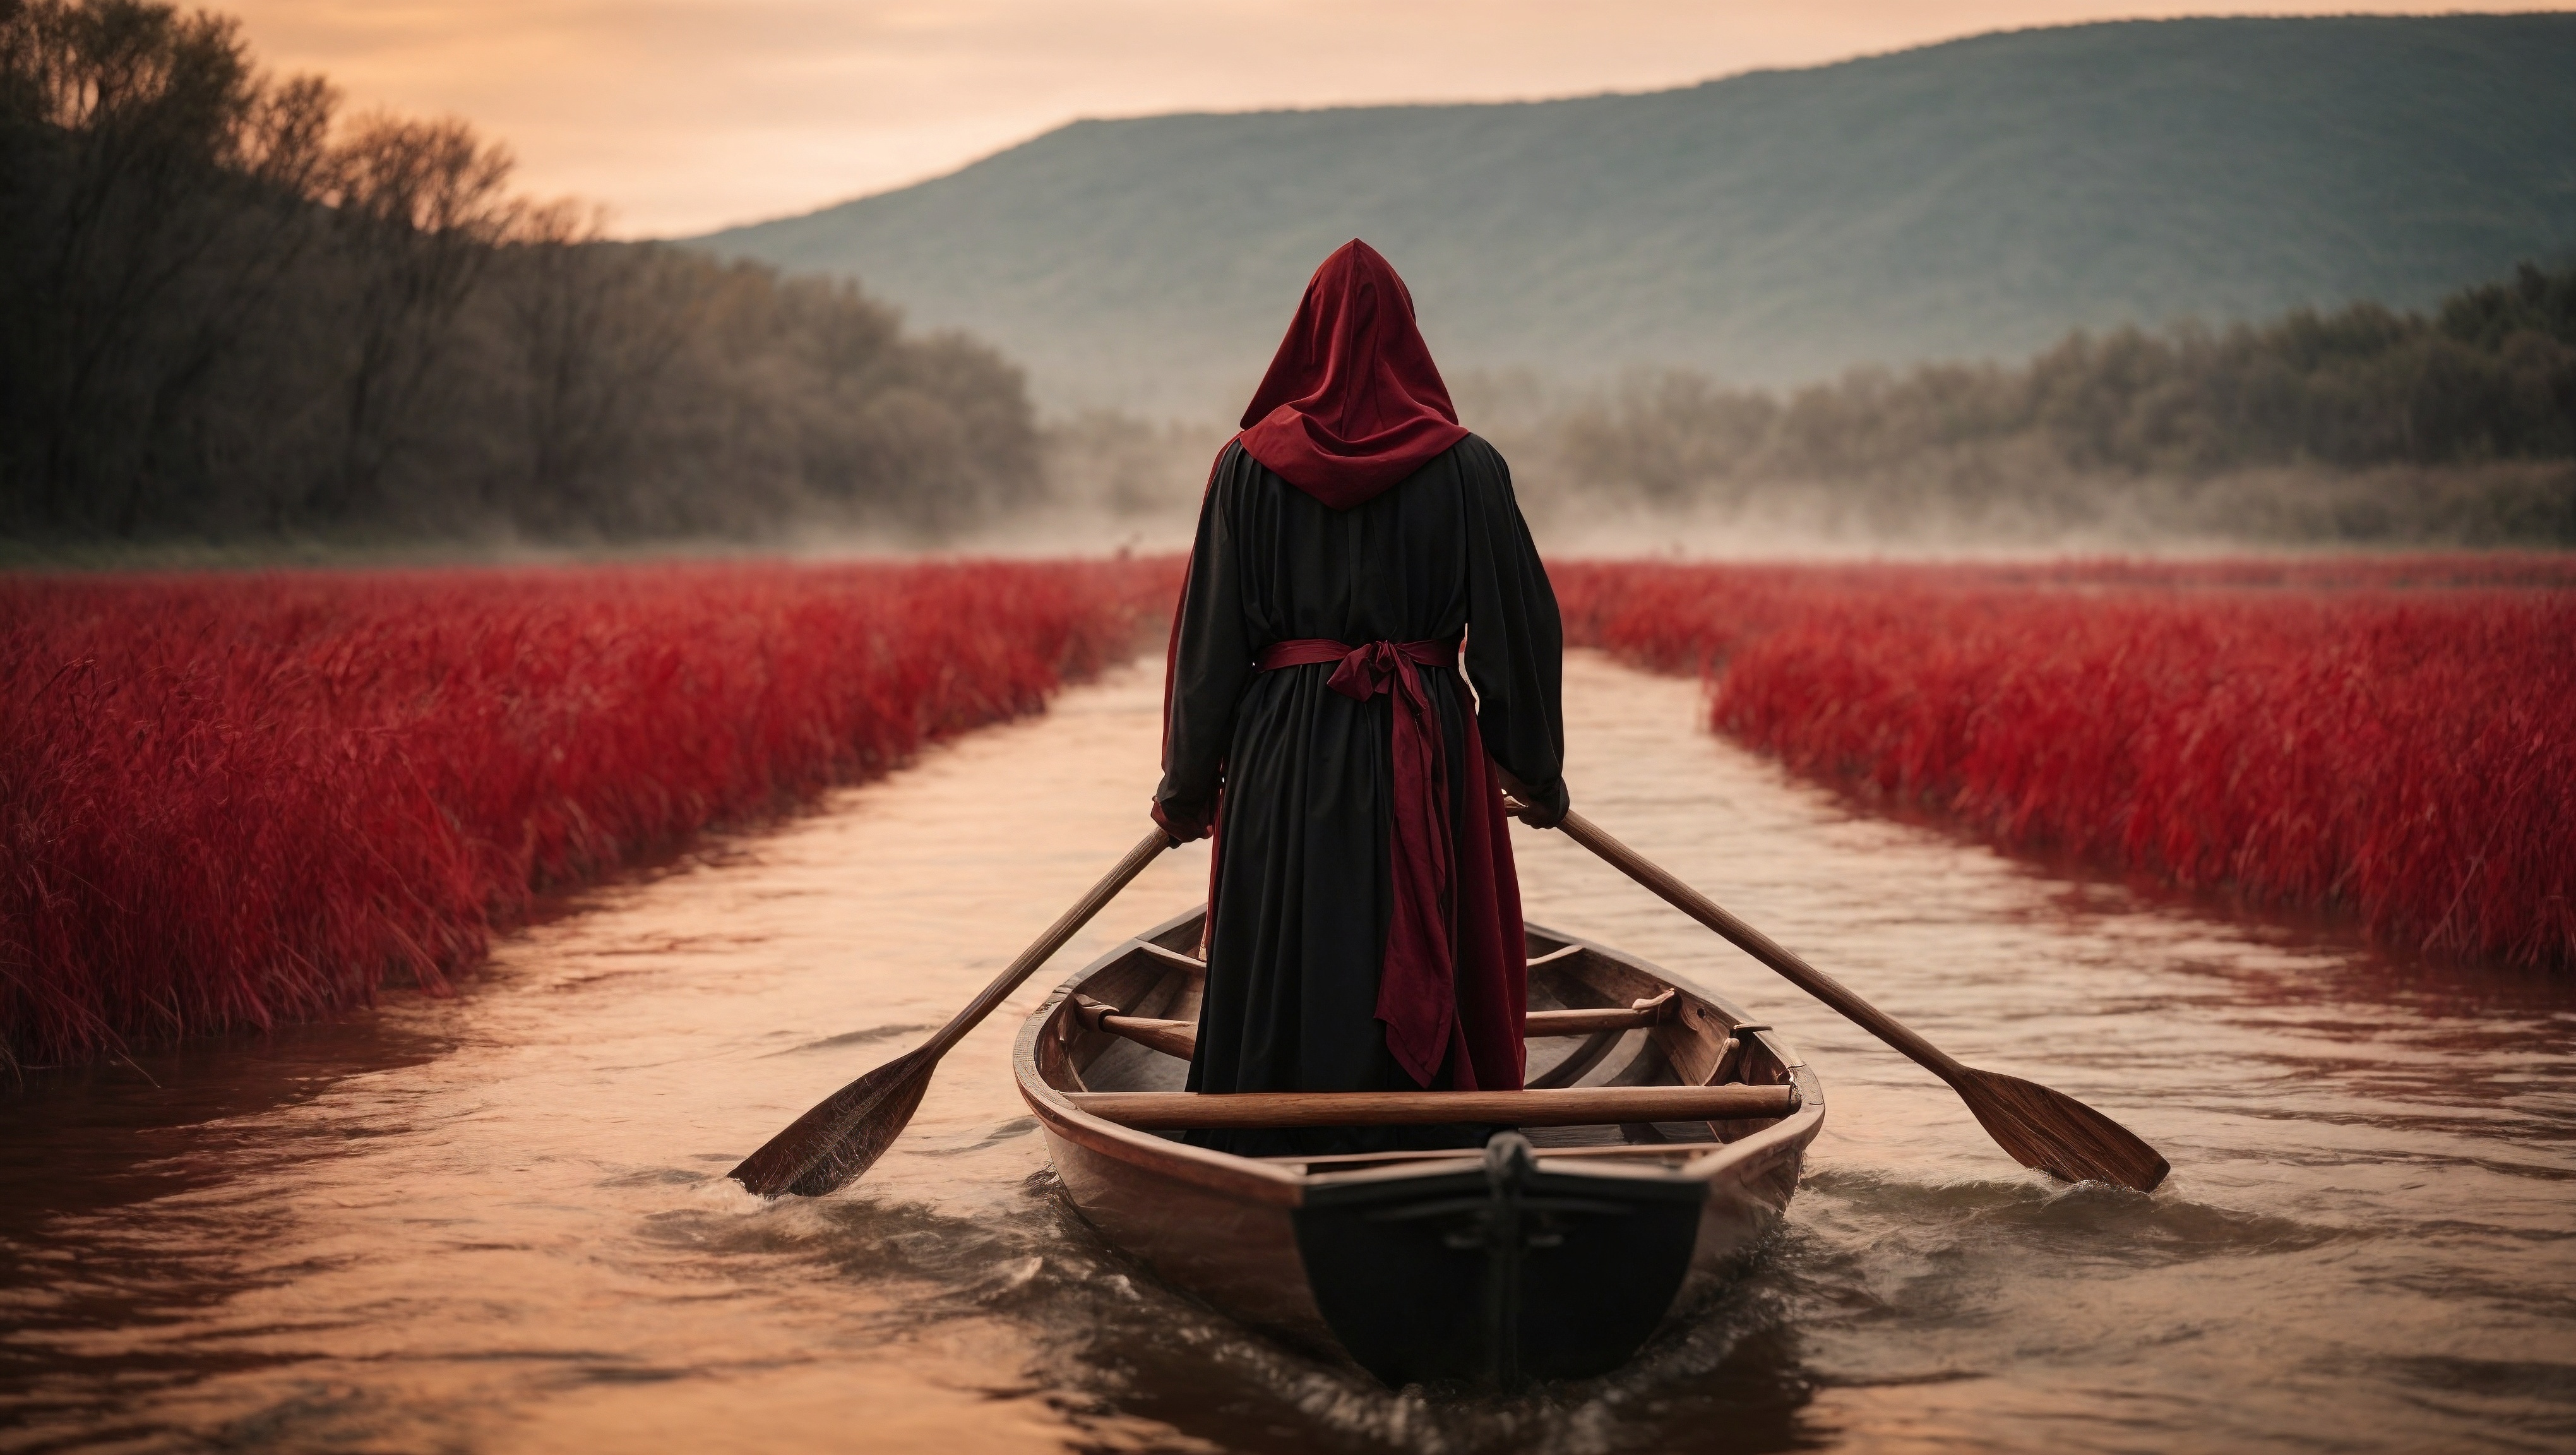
xmin=1015 ymin=907 xmax=1307 ymax=1206
xmin=1010 ymin=904 xmax=1826 ymax=1209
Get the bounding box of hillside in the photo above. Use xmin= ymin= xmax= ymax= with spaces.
xmin=692 ymin=15 xmax=2576 ymax=419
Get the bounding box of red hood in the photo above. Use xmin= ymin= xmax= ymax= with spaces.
xmin=1235 ymin=240 xmax=1469 ymax=510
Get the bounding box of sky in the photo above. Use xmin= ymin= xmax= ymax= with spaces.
xmin=217 ymin=1 xmax=2572 ymax=237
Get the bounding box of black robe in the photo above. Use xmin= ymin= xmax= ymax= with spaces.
xmin=1155 ymin=434 xmax=1568 ymax=1154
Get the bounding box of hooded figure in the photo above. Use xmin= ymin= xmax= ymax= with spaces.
xmin=1154 ymin=240 xmax=1570 ymax=1156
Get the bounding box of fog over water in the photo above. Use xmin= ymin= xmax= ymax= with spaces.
xmin=3 ymin=656 xmax=2571 ymax=1452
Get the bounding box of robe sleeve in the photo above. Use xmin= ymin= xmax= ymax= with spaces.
xmin=1154 ymin=445 xmax=1255 ymax=835
xmin=1458 ymin=438 xmax=1570 ymax=825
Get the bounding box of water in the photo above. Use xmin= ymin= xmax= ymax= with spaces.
xmin=5 ymin=654 xmax=2572 ymax=1453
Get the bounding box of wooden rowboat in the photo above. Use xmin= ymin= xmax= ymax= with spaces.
xmin=1012 ymin=906 xmax=1826 ymax=1388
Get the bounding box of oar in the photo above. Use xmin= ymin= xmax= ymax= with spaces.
xmin=731 ymin=828 xmax=1174 ymax=1197
xmin=1542 ymin=805 xmax=2169 ymax=1192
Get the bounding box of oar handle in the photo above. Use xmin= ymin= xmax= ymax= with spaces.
xmin=921 ymin=828 xmax=1175 ymax=1062
xmin=1553 ymin=809 xmax=1969 ymax=1085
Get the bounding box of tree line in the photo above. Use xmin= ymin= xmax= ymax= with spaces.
xmin=11 ymin=0 xmax=2568 ymax=551
xmin=1031 ymin=264 xmax=2576 ymax=548
xmin=1472 ymin=262 xmax=2576 ymax=543
xmin=1 ymin=0 xmax=1039 ymax=546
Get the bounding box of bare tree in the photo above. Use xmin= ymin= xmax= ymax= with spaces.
xmin=1 ymin=0 xmax=334 ymax=533
xmin=304 ymin=111 xmax=516 ymax=520
xmin=494 ymin=213 xmax=696 ymax=530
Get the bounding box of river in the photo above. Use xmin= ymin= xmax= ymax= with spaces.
xmin=4 ymin=652 xmax=2572 ymax=1454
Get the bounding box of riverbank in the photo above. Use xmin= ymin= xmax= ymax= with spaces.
xmin=1554 ymin=556 xmax=2576 ymax=973
xmin=0 ymin=558 xmax=1179 ymax=1070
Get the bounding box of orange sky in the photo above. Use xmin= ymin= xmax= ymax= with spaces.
xmin=215 ymin=1 xmax=2574 ymax=236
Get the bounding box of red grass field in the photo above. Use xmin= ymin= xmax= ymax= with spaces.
xmin=10 ymin=550 xmax=2564 ymax=1067
xmin=1553 ymin=556 xmax=2576 ymax=972
xmin=0 ymin=558 xmax=1177 ymax=1069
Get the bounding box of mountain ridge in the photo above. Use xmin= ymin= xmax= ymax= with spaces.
xmin=691 ymin=15 xmax=2576 ymax=417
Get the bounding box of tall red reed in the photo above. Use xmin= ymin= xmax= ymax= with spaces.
xmin=0 ymin=558 xmax=1180 ymax=1068
xmin=1553 ymin=557 xmax=2575 ymax=971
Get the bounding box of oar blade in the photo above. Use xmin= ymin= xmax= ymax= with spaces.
xmin=730 ymin=1048 xmax=935 ymax=1197
xmin=1955 ymin=1067 xmax=2169 ymax=1192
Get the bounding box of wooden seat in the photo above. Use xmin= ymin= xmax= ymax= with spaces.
xmin=1073 ymin=987 xmax=1683 ymax=1062
xmin=1064 ymin=1084 xmax=1796 ymax=1130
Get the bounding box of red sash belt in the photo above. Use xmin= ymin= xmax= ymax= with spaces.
xmin=1255 ymin=637 xmax=1464 ymax=1086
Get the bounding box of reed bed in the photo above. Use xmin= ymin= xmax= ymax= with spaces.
xmin=1553 ymin=557 xmax=2575 ymax=971
xmin=1 ymin=558 xmax=1177 ymax=1068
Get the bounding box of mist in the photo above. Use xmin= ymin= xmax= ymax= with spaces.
xmin=1018 ymin=265 xmax=2576 ymax=559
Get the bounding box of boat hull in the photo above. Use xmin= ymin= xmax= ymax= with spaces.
xmin=1038 ymin=1117 xmax=1336 ymax=1348
xmin=1291 ymin=1137 xmax=1708 ymax=1385
xmin=1016 ymin=909 xmax=1824 ymax=1387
